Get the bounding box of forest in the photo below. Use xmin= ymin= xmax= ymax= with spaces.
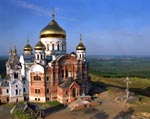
xmin=0 ymin=56 xmax=7 ymax=78
xmin=88 ymin=55 xmax=150 ymax=79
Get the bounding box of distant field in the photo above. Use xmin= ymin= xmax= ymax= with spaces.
xmin=88 ymin=55 xmax=150 ymax=78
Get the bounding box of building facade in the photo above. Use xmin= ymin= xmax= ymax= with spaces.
xmin=0 ymin=13 xmax=91 ymax=104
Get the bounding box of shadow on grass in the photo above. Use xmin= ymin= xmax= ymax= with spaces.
xmin=114 ymin=108 xmax=134 ymax=119
xmin=44 ymin=104 xmax=66 ymax=117
xmin=89 ymin=111 xmax=109 ymax=119
xmin=93 ymin=80 xmax=150 ymax=97
xmin=89 ymin=82 xmax=107 ymax=96
xmin=83 ymin=107 xmax=99 ymax=114
xmin=82 ymin=107 xmax=109 ymax=119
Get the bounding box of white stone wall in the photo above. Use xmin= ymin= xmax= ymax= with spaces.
xmin=9 ymin=96 xmax=24 ymax=103
xmin=1 ymin=87 xmax=9 ymax=96
xmin=29 ymin=96 xmax=46 ymax=103
xmin=40 ymin=37 xmax=66 ymax=55
xmin=9 ymin=79 xmax=24 ymax=102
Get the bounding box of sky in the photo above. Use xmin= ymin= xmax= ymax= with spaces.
xmin=1 ymin=0 xmax=150 ymax=56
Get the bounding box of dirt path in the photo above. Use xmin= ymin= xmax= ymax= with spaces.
xmin=0 ymin=105 xmax=12 ymax=119
xmin=98 ymin=91 xmax=129 ymax=119
xmin=45 ymin=91 xmax=130 ymax=119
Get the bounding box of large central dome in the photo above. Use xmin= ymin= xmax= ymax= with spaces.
xmin=40 ymin=18 xmax=66 ymax=38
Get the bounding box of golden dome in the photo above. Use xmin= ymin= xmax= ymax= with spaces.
xmin=76 ymin=34 xmax=86 ymax=50
xmin=40 ymin=17 xmax=66 ymax=38
xmin=24 ymin=40 xmax=33 ymax=51
xmin=34 ymin=41 xmax=46 ymax=51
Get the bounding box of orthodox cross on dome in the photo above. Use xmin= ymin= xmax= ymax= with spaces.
xmin=27 ymin=37 xmax=29 ymax=44
xmin=80 ymin=34 xmax=82 ymax=42
xmin=52 ymin=7 xmax=55 ymax=19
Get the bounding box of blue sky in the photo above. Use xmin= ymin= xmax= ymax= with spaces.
xmin=1 ymin=0 xmax=150 ymax=56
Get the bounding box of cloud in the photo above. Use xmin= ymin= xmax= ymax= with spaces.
xmin=14 ymin=0 xmax=49 ymax=16
xmin=57 ymin=16 xmax=78 ymax=22
xmin=13 ymin=0 xmax=78 ymax=21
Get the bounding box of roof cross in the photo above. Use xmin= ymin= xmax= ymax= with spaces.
xmin=80 ymin=34 xmax=82 ymax=42
xmin=52 ymin=7 xmax=55 ymax=19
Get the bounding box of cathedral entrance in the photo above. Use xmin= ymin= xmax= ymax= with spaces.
xmin=72 ymin=88 xmax=76 ymax=97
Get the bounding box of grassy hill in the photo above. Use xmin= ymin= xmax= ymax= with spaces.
xmin=91 ymin=74 xmax=150 ymax=95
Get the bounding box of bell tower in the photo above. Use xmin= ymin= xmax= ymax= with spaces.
xmin=76 ymin=34 xmax=86 ymax=60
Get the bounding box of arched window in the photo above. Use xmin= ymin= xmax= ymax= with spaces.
xmin=46 ymin=76 xmax=49 ymax=81
xmin=14 ymin=73 xmax=18 ymax=78
xmin=35 ymin=89 xmax=40 ymax=94
xmin=72 ymin=88 xmax=76 ymax=97
xmin=6 ymin=89 xmax=9 ymax=93
xmin=37 ymin=54 xmax=39 ymax=60
xmin=16 ymin=89 xmax=18 ymax=95
xmin=65 ymin=69 xmax=68 ymax=78
xmin=80 ymin=54 xmax=82 ymax=59
xmin=57 ymin=44 xmax=59 ymax=51
xmin=47 ymin=44 xmax=49 ymax=51
xmin=52 ymin=44 xmax=54 ymax=51
xmin=34 ymin=75 xmax=41 ymax=81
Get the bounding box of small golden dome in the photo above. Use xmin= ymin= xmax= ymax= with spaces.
xmin=34 ymin=41 xmax=46 ymax=51
xmin=76 ymin=34 xmax=86 ymax=50
xmin=40 ymin=16 xmax=66 ymax=38
xmin=24 ymin=40 xmax=33 ymax=51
